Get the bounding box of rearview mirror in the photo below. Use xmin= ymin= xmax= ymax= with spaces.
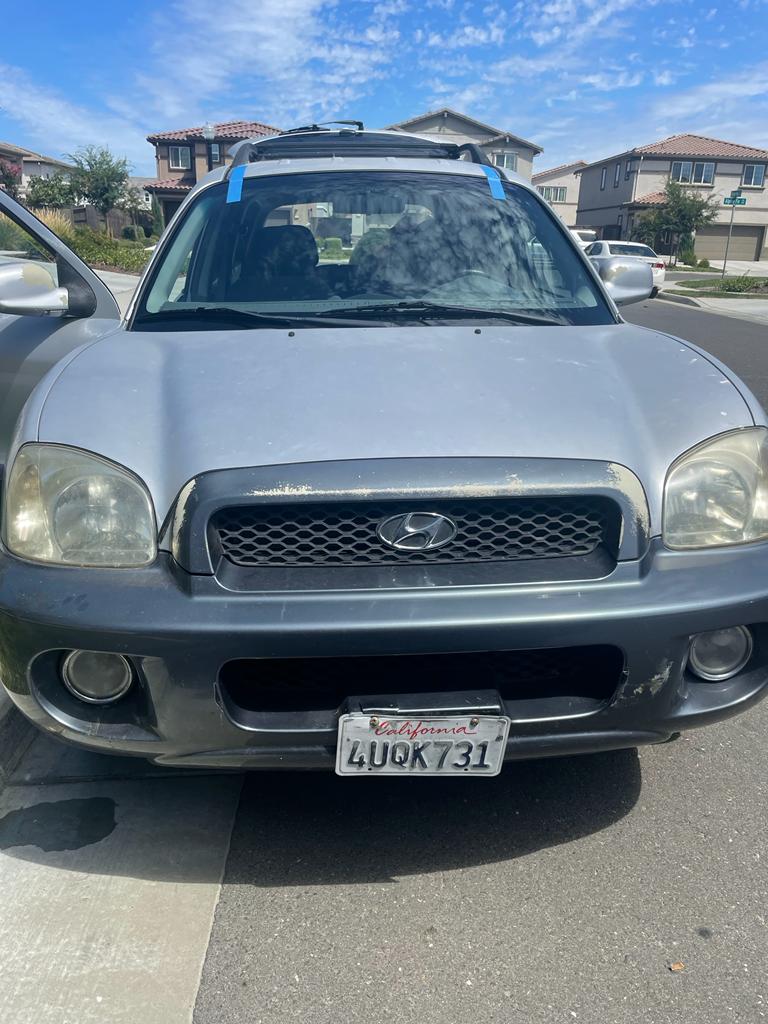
xmin=591 ymin=256 xmax=653 ymax=306
xmin=0 ymin=261 xmax=69 ymax=316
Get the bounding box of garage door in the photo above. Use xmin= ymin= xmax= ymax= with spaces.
xmin=695 ymin=225 xmax=764 ymax=261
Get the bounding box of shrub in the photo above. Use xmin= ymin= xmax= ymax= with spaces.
xmin=35 ymin=208 xmax=76 ymax=242
xmin=717 ymin=274 xmax=759 ymax=293
xmin=122 ymin=224 xmax=142 ymax=241
xmin=0 ymin=213 xmax=31 ymax=252
xmin=679 ymin=248 xmax=697 ymax=266
xmin=69 ymin=227 xmax=149 ymax=273
xmin=697 ymin=258 xmax=710 ymax=269
xmin=321 ymin=236 xmax=343 ymax=257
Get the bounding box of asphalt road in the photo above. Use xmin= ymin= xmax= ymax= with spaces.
xmin=1 ymin=300 xmax=766 ymax=1024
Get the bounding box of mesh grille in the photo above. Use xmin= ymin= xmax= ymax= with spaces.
xmin=211 ymin=496 xmax=619 ymax=567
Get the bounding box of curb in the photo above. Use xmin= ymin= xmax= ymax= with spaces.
xmin=0 ymin=692 xmax=36 ymax=786
xmin=656 ymin=291 xmax=702 ymax=308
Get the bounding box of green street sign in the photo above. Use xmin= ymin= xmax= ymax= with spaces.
xmin=724 ymin=196 xmax=747 ymax=206
xmin=730 ymin=189 xmax=743 ymax=198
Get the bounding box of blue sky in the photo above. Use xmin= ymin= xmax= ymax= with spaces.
xmin=2 ymin=0 xmax=768 ymax=176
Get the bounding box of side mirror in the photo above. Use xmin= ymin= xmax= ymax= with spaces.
xmin=592 ymin=256 xmax=653 ymax=306
xmin=0 ymin=261 xmax=69 ymax=316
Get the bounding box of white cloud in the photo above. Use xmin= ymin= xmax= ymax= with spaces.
xmin=0 ymin=63 xmax=148 ymax=168
xmin=583 ymin=71 xmax=643 ymax=90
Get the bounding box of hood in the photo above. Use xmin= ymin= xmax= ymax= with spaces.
xmin=37 ymin=322 xmax=751 ymax=529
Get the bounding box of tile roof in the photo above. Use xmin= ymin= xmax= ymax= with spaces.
xmin=0 ymin=140 xmax=72 ymax=167
xmin=634 ymin=133 xmax=768 ymax=159
xmin=144 ymin=178 xmax=193 ymax=193
xmin=532 ymin=160 xmax=587 ymax=181
xmin=627 ymin=190 xmax=667 ymax=207
xmin=388 ymin=108 xmax=543 ymax=154
xmin=147 ymin=120 xmax=281 ymax=143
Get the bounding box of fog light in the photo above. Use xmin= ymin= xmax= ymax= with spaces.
xmin=62 ymin=650 xmax=133 ymax=704
xmin=688 ymin=627 xmax=753 ymax=682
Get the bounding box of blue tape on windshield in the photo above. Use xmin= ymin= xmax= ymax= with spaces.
xmin=226 ymin=164 xmax=246 ymax=203
xmin=481 ymin=165 xmax=506 ymax=200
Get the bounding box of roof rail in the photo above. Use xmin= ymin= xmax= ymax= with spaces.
xmin=226 ymin=128 xmax=497 ymax=177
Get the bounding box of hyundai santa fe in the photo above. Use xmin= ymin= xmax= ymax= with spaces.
xmin=0 ymin=124 xmax=766 ymax=777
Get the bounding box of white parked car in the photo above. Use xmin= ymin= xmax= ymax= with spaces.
xmin=569 ymin=228 xmax=597 ymax=248
xmin=586 ymin=241 xmax=666 ymax=296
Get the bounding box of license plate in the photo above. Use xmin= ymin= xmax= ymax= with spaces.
xmin=335 ymin=714 xmax=510 ymax=777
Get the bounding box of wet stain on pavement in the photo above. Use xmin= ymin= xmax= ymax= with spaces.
xmin=0 ymin=798 xmax=117 ymax=852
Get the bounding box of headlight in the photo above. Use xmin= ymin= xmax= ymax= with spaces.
xmin=664 ymin=428 xmax=768 ymax=549
xmin=4 ymin=444 xmax=156 ymax=566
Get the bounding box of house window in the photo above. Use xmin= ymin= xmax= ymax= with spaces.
xmin=168 ymin=146 xmax=191 ymax=171
xmin=624 ymin=160 xmax=634 ymax=181
xmin=494 ymin=152 xmax=518 ymax=171
xmin=600 ymin=167 xmax=607 ymax=190
xmin=743 ymin=164 xmax=765 ymax=187
xmin=210 ymin=143 xmax=221 ymax=164
xmin=671 ymin=160 xmax=714 ymax=185
xmin=617 ymin=213 xmax=624 ymax=228
xmin=537 ymin=185 xmax=567 ymax=203
xmin=613 ymin=162 xmax=621 ymax=187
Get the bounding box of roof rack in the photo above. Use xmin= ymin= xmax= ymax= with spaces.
xmin=226 ymin=129 xmax=495 ymax=175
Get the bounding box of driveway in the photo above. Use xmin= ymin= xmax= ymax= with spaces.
xmin=0 ymin=300 xmax=766 ymax=1024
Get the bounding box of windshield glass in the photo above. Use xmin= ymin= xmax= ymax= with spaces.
xmin=608 ymin=243 xmax=657 ymax=258
xmin=135 ymin=170 xmax=614 ymax=328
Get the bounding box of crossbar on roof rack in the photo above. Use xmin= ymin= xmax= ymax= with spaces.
xmin=225 ymin=130 xmax=497 ymax=178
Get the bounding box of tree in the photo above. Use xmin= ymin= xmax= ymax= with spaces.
xmin=67 ymin=145 xmax=130 ymax=234
xmin=150 ymin=195 xmax=164 ymax=237
xmin=631 ymin=177 xmax=719 ymax=262
xmin=0 ymin=159 xmax=22 ymax=200
xmin=25 ymin=172 xmax=74 ymax=208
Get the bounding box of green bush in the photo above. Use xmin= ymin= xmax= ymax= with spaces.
xmin=717 ymin=274 xmax=760 ymax=293
xmin=697 ymin=258 xmax=710 ymax=269
xmin=70 ymin=228 xmax=150 ymax=273
xmin=679 ymin=248 xmax=697 ymax=266
xmin=0 ymin=213 xmax=32 ymax=253
xmin=121 ymin=225 xmax=142 ymax=241
xmin=321 ymin=236 xmax=343 ymax=257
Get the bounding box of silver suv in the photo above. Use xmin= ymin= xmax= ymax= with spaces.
xmin=0 ymin=125 xmax=766 ymax=777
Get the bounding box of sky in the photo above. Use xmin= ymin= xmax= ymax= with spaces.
xmin=2 ymin=0 xmax=768 ymax=176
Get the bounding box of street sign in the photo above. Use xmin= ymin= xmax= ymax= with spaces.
xmin=724 ymin=197 xmax=747 ymax=205
xmin=730 ymin=188 xmax=743 ymax=198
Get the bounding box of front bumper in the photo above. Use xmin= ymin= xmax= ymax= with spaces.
xmin=1 ymin=539 xmax=767 ymax=770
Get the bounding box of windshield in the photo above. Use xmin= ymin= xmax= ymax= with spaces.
xmin=608 ymin=243 xmax=657 ymax=258
xmin=135 ymin=170 xmax=614 ymax=328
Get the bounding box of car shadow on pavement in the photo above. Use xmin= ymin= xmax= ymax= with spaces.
xmin=0 ymin=737 xmax=640 ymax=885
xmin=227 ymin=748 xmax=641 ymax=886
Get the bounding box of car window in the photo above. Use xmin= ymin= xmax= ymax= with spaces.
xmin=0 ymin=212 xmax=58 ymax=284
xmin=607 ymin=243 xmax=657 ymax=258
xmin=584 ymin=243 xmax=600 ymax=255
xmin=137 ymin=170 xmax=615 ymax=328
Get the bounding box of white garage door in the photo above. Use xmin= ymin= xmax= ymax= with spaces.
xmin=695 ymin=225 xmax=764 ymax=262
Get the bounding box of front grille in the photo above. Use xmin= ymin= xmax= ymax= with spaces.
xmin=210 ymin=496 xmax=620 ymax=567
xmin=219 ymin=645 xmax=625 ymax=713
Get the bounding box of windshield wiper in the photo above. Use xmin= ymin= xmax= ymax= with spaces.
xmin=133 ymin=306 xmax=381 ymax=329
xmin=310 ymin=301 xmax=567 ymax=326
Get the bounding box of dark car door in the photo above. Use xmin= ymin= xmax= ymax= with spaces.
xmin=0 ymin=191 xmax=120 ymax=467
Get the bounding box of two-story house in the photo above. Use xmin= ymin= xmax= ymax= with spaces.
xmin=388 ymin=108 xmax=543 ymax=180
xmin=0 ymin=141 xmax=73 ymax=197
xmin=576 ymin=133 xmax=768 ymax=261
xmin=145 ymin=119 xmax=281 ymax=223
xmin=532 ymin=160 xmax=587 ymax=226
